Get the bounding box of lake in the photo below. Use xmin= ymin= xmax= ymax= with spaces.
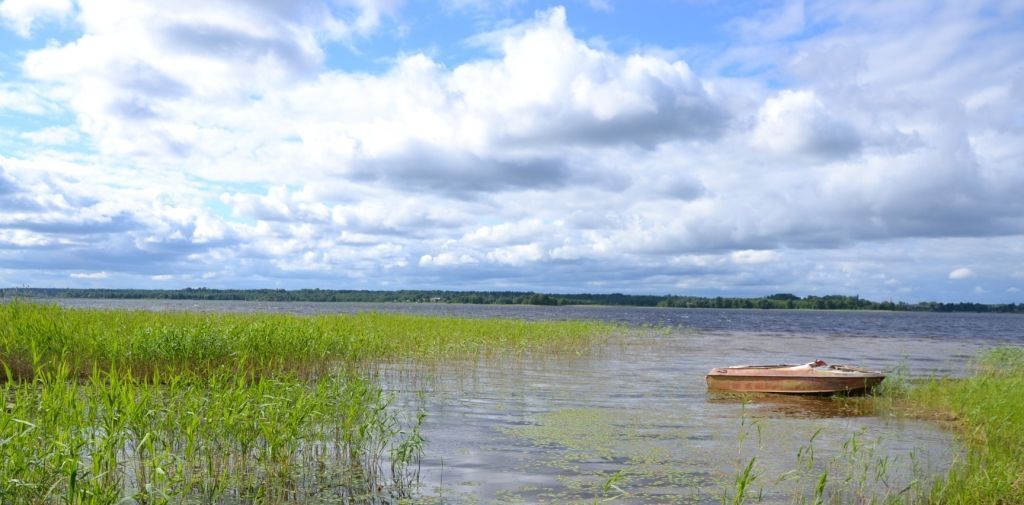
xmin=50 ymin=299 xmax=1024 ymax=503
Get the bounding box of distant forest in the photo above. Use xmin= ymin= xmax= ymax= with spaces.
xmin=2 ymin=287 xmax=1022 ymax=313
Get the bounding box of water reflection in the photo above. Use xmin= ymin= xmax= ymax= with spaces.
xmin=706 ymin=393 xmax=877 ymax=419
xmin=385 ymin=328 xmax=959 ymax=504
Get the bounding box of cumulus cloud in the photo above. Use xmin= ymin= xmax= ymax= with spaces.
xmin=419 ymin=252 xmax=478 ymax=267
xmin=752 ymin=90 xmax=861 ymax=159
xmin=18 ymin=5 xmax=728 ymax=176
xmin=0 ymin=2 xmax=1021 ymax=301
xmin=459 ymin=8 xmax=727 ymax=147
xmin=949 ymin=268 xmax=974 ymax=280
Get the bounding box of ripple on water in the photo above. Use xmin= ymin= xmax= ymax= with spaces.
xmin=50 ymin=299 xmax=1009 ymax=503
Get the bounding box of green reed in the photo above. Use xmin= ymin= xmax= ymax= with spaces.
xmin=724 ymin=418 xmax=931 ymax=505
xmin=0 ymin=301 xmax=620 ymax=503
xmin=0 ymin=301 xmax=617 ymax=379
xmin=0 ymin=363 xmax=415 ymax=503
xmin=898 ymin=346 xmax=1024 ymax=504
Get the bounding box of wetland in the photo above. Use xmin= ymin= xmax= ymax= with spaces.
xmin=2 ymin=299 xmax=1022 ymax=503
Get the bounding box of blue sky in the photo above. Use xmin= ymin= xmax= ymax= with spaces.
xmin=1 ymin=0 xmax=1023 ymax=302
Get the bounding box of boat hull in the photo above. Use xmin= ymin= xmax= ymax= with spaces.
xmin=705 ymin=373 xmax=885 ymax=394
xmin=706 ymin=363 xmax=886 ymax=394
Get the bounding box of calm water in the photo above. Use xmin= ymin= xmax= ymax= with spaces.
xmin=50 ymin=299 xmax=1024 ymax=503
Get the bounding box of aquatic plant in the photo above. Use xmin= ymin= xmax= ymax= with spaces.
xmin=0 ymin=301 xmax=620 ymax=502
xmin=0 ymin=301 xmax=619 ymax=379
xmin=0 ymin=364 xmax=424 ymax=503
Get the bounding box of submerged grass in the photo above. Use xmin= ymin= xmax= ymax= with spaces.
xmin=0 ymin=301 xmax=620 ymax=503
xmin=0 ymin=364 xmax=414 ymax=503
xmin=721 ymin=346 xmax=1024 ymax=505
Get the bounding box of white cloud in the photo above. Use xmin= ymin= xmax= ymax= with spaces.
xmin=0 ymin=83 xmax=55 ymax=115
xmin=486 ymin=243 xmax=545 ymax=266
xmin=0 ymin=0 xmax=72 ymax=37
xmin=752 ymin=89 xmax=860 ymax=159
xmin=463 ymin=220 xmax=550 ymax=247
xmin=18 ymin=5 xmax=726 ymax=182
xmin=419 ymin=252 xmax=478 ymax=267
xmin=0 ymin=2 xmax=1022 ymax=301
xmin=949 ymin=268 xmax=974 ymax=280
xmin=70 ymin=271 xmax=108 ymax=279
xmin=730 ymin=250 xmax=781 ymax=265
xmin=21 ymin=126 xmax=81 ymax=145
xmin=731 ymin=0 xmax=805 ymax=41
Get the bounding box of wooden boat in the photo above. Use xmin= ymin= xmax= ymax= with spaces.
xmin=705 ymin=360 xmax=885 ymax=395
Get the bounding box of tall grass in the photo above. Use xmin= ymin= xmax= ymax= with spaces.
xmin=0 ymin=364 xmax=416 ymax=503
xmin=0 ymin=301 xmax=620 ymax=502
xmin=902 ymin=347 xmax=1024 ymax=504
xmin=0 ymin=301 xmax=618 ymax=379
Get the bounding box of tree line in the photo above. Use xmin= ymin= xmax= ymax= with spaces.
xmin=2 ymin=287 xmax=1021 ymax=313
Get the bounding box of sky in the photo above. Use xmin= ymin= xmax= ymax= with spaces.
xmin=0 ymin=0 xmax=1022 ymax=302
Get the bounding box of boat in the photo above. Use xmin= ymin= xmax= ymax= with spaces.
xmin=705 ymin=360 xmax=886 ymax=395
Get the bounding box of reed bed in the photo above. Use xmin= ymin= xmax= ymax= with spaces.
xmin=0 ymin=301 xmax=619 ymax=503
xmin=0 ymin=301 xmax=617 ymax=379
xmin=1 ymin=364 xmax=433 ymax=503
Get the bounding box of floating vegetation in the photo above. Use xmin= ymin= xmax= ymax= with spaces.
xmin=502 ymin=399 xmax=952 ymax=504
xmin=505 ymin=407 xmax=712 ymax=503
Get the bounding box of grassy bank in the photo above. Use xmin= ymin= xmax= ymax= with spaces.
xmin=902 ymin=347 xmax=1024 ymax=504
xmin=0 ymin=301 xmax=618 ymax=503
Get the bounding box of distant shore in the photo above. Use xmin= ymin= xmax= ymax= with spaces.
xmin=3 ymin=287 xmax=1021 ymax=313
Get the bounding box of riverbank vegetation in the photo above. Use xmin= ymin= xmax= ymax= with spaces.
xmin=899 ymin=347 xmax=1024 ymax=504
xmin=724 ymin=347 xmax=1024 ymax=504
xmin=0 ymin=301 xmax=618 ymax=503
xmin=5 ymin=287 xmax=1023 ymax=313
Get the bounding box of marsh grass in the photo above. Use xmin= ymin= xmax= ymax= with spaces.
xmin=723 ymin=415 xmax=933 ymax=505
xmin=723 ymin=347 xmax=1024 ymax=505
xmin=0 ymin=364 xmax=416 ymax=503
xmin=0 ymin=301 xmax=620 ymax=503
xmin=0 ymin=301 xmax=618 ymax=379
xmin=898 ymin=347 xmax=1024 ymax=504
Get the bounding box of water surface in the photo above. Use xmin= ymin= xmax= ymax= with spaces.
xmin=50 ymin=299 xmax=1024 ymax=503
